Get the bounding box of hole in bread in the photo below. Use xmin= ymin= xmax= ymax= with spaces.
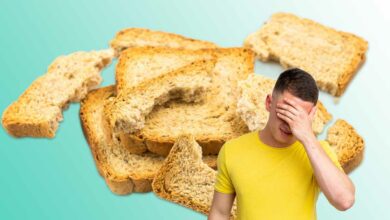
xmin=65 ymin=72 xmax=75 ymax=79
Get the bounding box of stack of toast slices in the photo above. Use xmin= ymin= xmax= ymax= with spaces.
xmin=1 ymin=13 xmax=367 ymax=219
xmin=105 ymin=46 xmax=255 ymax=156
xmin=80 ymin=86 xmax=219 ymax=195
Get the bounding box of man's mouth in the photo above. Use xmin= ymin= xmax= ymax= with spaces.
xmin=280 ymin=127 xmax=292 ymax=136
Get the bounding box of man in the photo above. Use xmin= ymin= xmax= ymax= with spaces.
xmin=208 ymin=68 xmax=355 ymax=220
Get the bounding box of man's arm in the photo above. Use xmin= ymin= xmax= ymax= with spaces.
xmin=276 ymin=98 xmax=355 ymax=211
xmin=300 ymin=135 xmax=355 ymax=211
xmin=208 ymin=191 xmax=235 ymax=220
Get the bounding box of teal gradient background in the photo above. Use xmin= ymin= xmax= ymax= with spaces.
xmin=1 ymin=0 xmax=389 ymax=219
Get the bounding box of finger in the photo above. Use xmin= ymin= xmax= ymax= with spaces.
xmin=277 ymin=112 xmax=293 ymax=124
xmin=283 ymin=98 xmax=303 ymax=111
xmin=276 ymin=108 xmax=296 ymax=120
xmin=277 ymin=103 xmax=299 ymax=116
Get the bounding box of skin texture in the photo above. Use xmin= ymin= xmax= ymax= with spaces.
xmin=208 ymin=90 xmax=355 ymax=220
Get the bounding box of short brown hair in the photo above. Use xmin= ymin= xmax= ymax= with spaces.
xmin=273 ymin=68 xmax=319 ymax=104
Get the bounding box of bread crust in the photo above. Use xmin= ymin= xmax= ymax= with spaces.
xmin=80 ymin=86 xmax=161 ymax=194
xmin=110 ymin=27 xmax=218 ymax=56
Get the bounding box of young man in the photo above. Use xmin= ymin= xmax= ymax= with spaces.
xmin=208 ymin=68 xmax=355 ymax=220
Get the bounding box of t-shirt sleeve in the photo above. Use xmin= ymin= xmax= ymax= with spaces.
xmin=320 ymin=140 xmax=344 ymax=172
xmin=214 ymin=143 xmax=235 ymax=194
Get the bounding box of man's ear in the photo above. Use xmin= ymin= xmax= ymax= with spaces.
xmin=265 ymin=94 xmax=272 ymax=112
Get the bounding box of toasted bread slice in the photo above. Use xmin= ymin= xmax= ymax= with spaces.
xmin=110 ymin=28 xmax=217 ymax=56
xmin=115 ymin=47 xmax=217 ymax=91
xmin=113 ymin=48 xmax=255 ymax=156
xmin=244 ymin=13 xmax=368 ymax=96
xmin=2 ymin=49 xmax=114 ymax=138
xmin=237 ymin=74 xmax=332 ymax=135
xmin=107 ymin=59 xmax=216 ymax=134
xmin=326 ymin=119 xmax=365 ymax=173
xmin=80 ymin=86 xmax=217 ymax=195
xmin=152 ymin=134 xmax=237 ymax=219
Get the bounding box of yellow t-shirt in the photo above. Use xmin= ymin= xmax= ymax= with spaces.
xmin=214 ymin=129 xmax=343 ymax=220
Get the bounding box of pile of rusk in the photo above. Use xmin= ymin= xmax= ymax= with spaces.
xmin=2 ymin=13 xmax=367 ymax=219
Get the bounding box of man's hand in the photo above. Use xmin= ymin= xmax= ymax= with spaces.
xmin=275 ymin=97 xmax=317 ymax=142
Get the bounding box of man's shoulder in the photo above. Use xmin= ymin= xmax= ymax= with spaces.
xmin=223 ymin=130 xmax=257 ymax=151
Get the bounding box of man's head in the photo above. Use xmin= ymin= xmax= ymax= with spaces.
xmin=265 ymin=68 xmax=319 ymax=144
